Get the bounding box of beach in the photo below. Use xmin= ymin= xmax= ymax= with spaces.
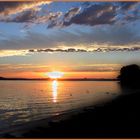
xmin=1 ymin=88 xmax=140 ymax=138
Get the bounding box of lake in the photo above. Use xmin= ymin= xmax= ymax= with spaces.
xmin=0 ymin=80 xmax=121 ymax=131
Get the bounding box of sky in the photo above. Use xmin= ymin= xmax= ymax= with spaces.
xmin=0 ymin=1 xmax=140 ymax=79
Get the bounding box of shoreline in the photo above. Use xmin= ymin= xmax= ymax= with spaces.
xmin=0 ymin=77 xmax=118 ymax=81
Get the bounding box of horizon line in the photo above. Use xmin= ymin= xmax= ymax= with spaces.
xmin=0 ymin=0 xmax=139 ymax=1
xmin=0 ymin=76 xmax=118 ymax=81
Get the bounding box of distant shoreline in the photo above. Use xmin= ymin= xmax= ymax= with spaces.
xmin=0 ymin=77 xmax=118 ymax=81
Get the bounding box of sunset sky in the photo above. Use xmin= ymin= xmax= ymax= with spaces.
xmin=0 ymin=1 xmax=140 ymax=79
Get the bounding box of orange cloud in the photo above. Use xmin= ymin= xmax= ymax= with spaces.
xmin=0 ymin=1 xmax=51 ymax=16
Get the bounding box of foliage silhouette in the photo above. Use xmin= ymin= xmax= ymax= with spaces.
xmin=118 ymin=64 xmax=140 ymax=88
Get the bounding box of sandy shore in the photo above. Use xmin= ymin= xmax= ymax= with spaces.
xmin=1 ymin=89 xmax=140 ymax=138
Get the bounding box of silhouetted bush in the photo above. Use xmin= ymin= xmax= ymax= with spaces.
xmin=118 ymin=64 xmax=140 ymax=88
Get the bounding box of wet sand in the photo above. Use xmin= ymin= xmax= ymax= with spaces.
xmin=1 ymin=89 xmax=140 ymax=138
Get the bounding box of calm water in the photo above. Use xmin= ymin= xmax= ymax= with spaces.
xmin=0 ymin=80 xmax=121 ymax=130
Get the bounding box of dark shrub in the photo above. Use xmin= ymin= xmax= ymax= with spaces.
xmin=118 ymin=64 xmax=140 ymax=88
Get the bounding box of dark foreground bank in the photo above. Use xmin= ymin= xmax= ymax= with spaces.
xmin=1 ymin=89 xmax=140 ymax=138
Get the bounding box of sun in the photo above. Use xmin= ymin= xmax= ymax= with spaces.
xmin=47 ymin=71 xmax=64 ymax=79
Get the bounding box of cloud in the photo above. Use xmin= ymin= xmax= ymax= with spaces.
xmin=71 ymin=64 xmax=121 ymax=72
xmin=28 ymin=47 xmax=140 ymax=53
xmin=0 ymin=64 xmax=50 ymax=72
xmin=0 ymin=2 xmax=63 ymax=27
xmin=0 ymin=45 xmax=140 ymax=58
xmin=0 ymin=50 xmax=28 ymax=57
xmin=47 ymin=20 xmax=63 ymax=29
xmin=0 ymin=1 xmax=62 ymax=29
xmin=82 ymin=2 xmax=91 ymax=7
xmin=4 ymin=10 xmax=62 ymax=25
xmin=0 ymin=63 xmax=121 ymax=73
xmin=120 ymin=2 xmax=138 ymax=11
xmin=0 ymin=2 xmax=140 ymax=28
xmin=47 ymin=7 xmax=81 ymax=28
xmin=124 ymin=14 xmax=140 ymax=22
xmin=64 ymin=7 xmax=81 ymax=21
xmin=8 ymin=10 xmax=37 ymax=23
xmin=0 ymin=2 xmax=140 ymax=53
xmin=29 ymin=48 xmax=87 ymax=53
xmin=0 ymin=22 xmax=140 ymax=51
xmin=0 ymin=1 xmax=51 ymax=17
xmin=55 ymin=4 xmax=117 ymax=27
xmin=48 ymin=2 xmax=140 ymax=28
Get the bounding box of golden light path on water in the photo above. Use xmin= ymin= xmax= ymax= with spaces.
xmin=52 ymin=80 xmax=58 ymax=103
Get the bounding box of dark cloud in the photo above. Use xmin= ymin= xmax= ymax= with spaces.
xmin=0 ymin=1 xmax=54 ymax=27
xmin=47 ymin=7 xmax=81 ymax=28
xmin=82 ymin=2 xmax=91 ymax=7
xmin=10 ymin=10 xmax=37 ymax=23
xmin=61 ymin=4 xmax=117 ymax=27
xmin=1 ymin=10 xmax=62 ymax=28
xmin=120 ymin=2 xmax=138 ymax=11
xmin=29 ymin=48 xmax=87 ymax=53
xmin=28 ymin=47 xmax=140 ymax=53
xmin=0 ymin=2 xmax=140 ymax=28
xmin=0 ymin=2 xmax=28 ymax=16
xmin=64 ymin=7 xmax=81 ymax=21
xmin=125 ymin=14 xmax=140 ymax=22
xmin=47 ymin=2 xmax=140 ymax=28
xmin=123 ymin=7 xmax=140 ymax=22
xmin=0 ymin=1 xmax=50 ymax=16
xmin=47 ymin=20 xmax=63 ymax=29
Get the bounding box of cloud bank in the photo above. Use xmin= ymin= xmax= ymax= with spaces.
xmin=0 ymin=63 xmax=121 ymax=72
xmin=0 ymin=2 xmax=140 ymax=27
xmin=0 ymin=2 xmax=140 ymax=57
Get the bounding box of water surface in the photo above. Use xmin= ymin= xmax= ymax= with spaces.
xmin=0 ymin=80 xmax=121 ymax=130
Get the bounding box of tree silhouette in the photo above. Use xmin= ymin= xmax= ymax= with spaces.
xmin=118 ymin=64 xmax=140 ymax=88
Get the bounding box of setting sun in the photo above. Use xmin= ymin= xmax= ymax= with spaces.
xmin=47 ymin=71 xmax=64 ymax=79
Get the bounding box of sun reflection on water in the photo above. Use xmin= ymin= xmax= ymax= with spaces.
xmin=52 ymin=80 xmax=58 ymax=103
